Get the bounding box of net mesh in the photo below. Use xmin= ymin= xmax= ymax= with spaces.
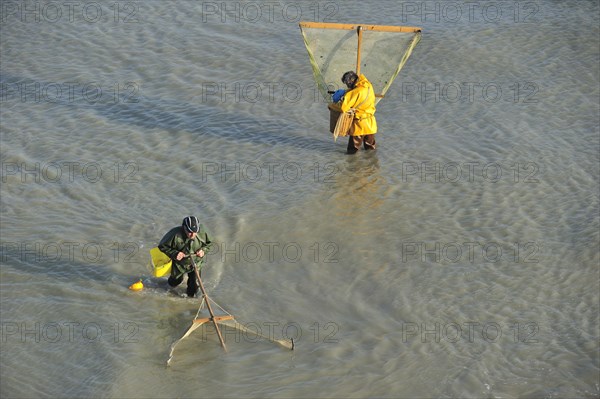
xmin=300 ymin=23 xmax=421 ymax=104
xmin=166 ymin=297 xmax=292 ymax=365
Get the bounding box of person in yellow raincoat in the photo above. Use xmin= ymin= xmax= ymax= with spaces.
xmin=338 ymin=71 xmax=378 ymax=154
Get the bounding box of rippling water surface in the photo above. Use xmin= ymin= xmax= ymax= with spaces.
xmin=1 ymin=1 xmax=598 ymax=398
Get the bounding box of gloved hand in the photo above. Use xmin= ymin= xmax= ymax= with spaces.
xmin=332 ymin=89 xmax=346 ymax=103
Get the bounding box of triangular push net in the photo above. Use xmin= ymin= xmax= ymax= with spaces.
xmin=167 ymin=296 xmax=293 ymax=366
xmin=299 ymin=22 xmax=422 ymax=104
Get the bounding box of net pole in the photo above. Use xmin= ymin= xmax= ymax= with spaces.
xmin=356 ymin=26 xmax=363 ymax=75
xmin=191 ymin=256 xmax=228 ymax=352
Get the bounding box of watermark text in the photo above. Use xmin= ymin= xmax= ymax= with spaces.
xmin=400 ymin=241 xmax=541 ymax=264
xmin=1 ymin=81 xmax=140 ymax=104
xmin=207 ymin=241 xmax=339 ymax=264
xmin=1 ymin=241 xmax=141 ymax=264
xmin=398 ymin=1 xmax=541 ymax=24
xmin=2 ymin=161 xmax=140 ymax=184
xmin=200 ymin=161 xmax=337 ymax=184
xmin=401 ymin=82 xmax=539 ymax=104
xmin=1 ymin=321 xmax=139 ymax=343
xmin=200 ymin=1 xmax=339 ymax=23
xmin=400 ymin=162 xmax=539 ymax=183
xmin=1 ymin=1 xmax=139 ymax=24
xmin=402 ymin=321 xmax=539 ymax=343
xmin=193 ymin=320 xmax=339 ymax=345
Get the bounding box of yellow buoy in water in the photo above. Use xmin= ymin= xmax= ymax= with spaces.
xmin=129 ymin=280 xmax=144 ymax=291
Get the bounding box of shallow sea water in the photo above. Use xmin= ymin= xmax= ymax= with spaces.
xmin=1 ymin=1 xmax=599 ymax=398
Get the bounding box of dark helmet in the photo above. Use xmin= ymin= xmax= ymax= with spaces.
xmin=342 ymin=71 xmax=359 ymax=88
xmin=182 ymin=216 xmax=199 ymax=233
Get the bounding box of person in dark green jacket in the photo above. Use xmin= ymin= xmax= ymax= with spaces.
xmin=158 ymin=216 xmax=213 ymax=297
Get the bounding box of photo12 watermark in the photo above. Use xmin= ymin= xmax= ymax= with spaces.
xmin=199 ymin=81 xmax=362 ymax=105
xmin=400 ymin=81 xmax=539 ymax=104
xmin=199 ymin=161 xmax=338 ymax=185
xmin=1 ymin=161 xmax=140 ymax=184
xmin=200 ymin=1 xmax=339 ymax=24
xmin=206 ymin=240 xmax=340 ymax=265
xmin=400 ymin=241 xmax=541 ymax=264
xmin=200 ymin=81 xmax=304 ymax=104
xmin=396 ymin=1 xmax=541 ymax=24
xmin=1 ymin=321 xmax=139 ymax=344
xmin=0 ymin=1 xmax=140 ymax=24
xmin=400 ymin=161 xmax=540 ymax=184
xmin=1 ymin=81 xmax=140 ymax=104
xmin=401 ymin=321 xmax=539 ymax=344
xmin=192 ymin=320 xmax=340 ymax=345
xmin=1 ymin=241 xmax=142 ymax=265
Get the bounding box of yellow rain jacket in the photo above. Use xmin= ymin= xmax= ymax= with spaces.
xmin=339 ymin=74 xmax=377 ymax=136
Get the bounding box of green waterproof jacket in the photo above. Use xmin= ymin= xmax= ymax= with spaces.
xmin=158 ymin=225 xmax=213 ymax=278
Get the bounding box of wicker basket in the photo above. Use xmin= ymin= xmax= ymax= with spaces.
xmin=328 ymin=103 xmax=342 ymax=133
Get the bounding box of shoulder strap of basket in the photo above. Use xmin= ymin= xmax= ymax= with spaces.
xmin=349 ymin=86 xmax=371 ymax=113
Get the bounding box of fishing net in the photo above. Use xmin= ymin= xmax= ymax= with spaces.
xmin=167 ymin=296 xmax=293 ymax=365
xmin=299 ymin=22 xmax=421 ymax=104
